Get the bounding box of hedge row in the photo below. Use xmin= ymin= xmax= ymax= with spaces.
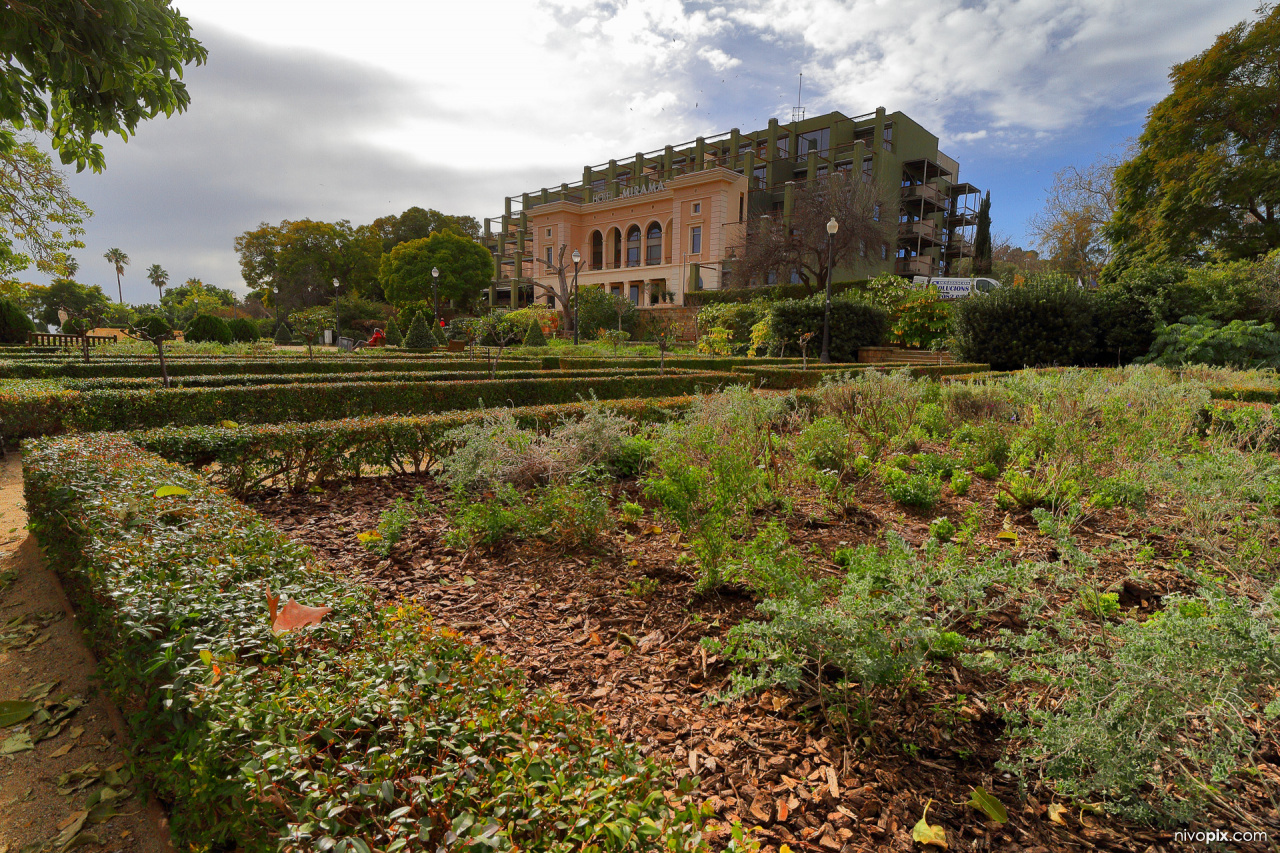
xmin=0 ymin=357 xmax=540 ymax=379
xmin=728 ymin=362 xmax=990 ymax=389
xmin=684 ymin=279 xmax=869 ymax=306
xmin=23 ymin=434 xmax=708 ymax=850
xmin=135 ymin=395 xmax=699 ymax=494
xmin=0 ymin=373 xmax=737 ymax=439
xmin=61 ymin=366 xmax=691 ymax=391
xmin=1207 ymin=385 xmax=1280 ymax=404
xmin=544 ymin=356 xmax=803 ymax=371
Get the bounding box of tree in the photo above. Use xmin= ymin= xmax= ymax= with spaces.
xmin=185 ymin=314 xmax=233 ymax=345
xmin=37 ymin=278 xmax=109 ymax=361
xmin=235 ymin=219 xmax=380 ymax=311
xmin=403 ymin=311 xmax=433 ymax=349
xmin=362 ymin=206 xmax=481 ymax=254
xmin=103 ymin=248 xmax=128 ymax=304
xmin=973 ymin=191 xmax=993 ymax=275
xmin=0 ymin=129 xmax=90 ymax=280
xmin=476 ymin=312 xmax=522 ymax=378
xmin=530 ymin=245 xmax=582 ymax=329
xmin=383 ymin=316 xmax=403 ymax=346
xmin=378 ymin=231 xmax=494 ymax=313
xmin=130 ymin=315 xmax=174 ymax=387
xmin=147 ymin=263 xmax=168 ymax=299
xmin=647 ymin=314 xmax=678 ymax=375
xmin=0 ymin=296 xmax=34 ymax=343
xmin=289 ymin=305 xmax=334 ymax=360
xmin=161 ymin=279 xmax=236 ymax=326
xmin=731 ymin=172 xmax=891 ymax=296
xmin=1028 ymin=157 xmax=1120 ymax=281
xmin=1109 ymin=5 xmax=1280 ymax=268
xmin=0 ymin=0 xmax=207 ymax=172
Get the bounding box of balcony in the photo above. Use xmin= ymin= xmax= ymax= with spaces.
xmin=945 ymin=237 xmax=975 ymax=257
xmin=898 ymin=220 xmax=941 ymax=244
xmin=895 ymin=257 xmax=935 ymax=278
xmin=900 ymin=183 xmax=946 ymax=208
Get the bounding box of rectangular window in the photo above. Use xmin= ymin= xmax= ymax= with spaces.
xmin=882 ymin=122 xmax=894 ymax=152
xmin=545 ymin=247 xmax=553 ymax=266
xmin=690 ymin=226 xmax=702 ymax=255
xmin=692 ymin=202 xmax=701 ymax=214
xmin=862 ymin=156 xmax=873 ymax=177
xmin=629 ymin=284 xmax=640 ymax=304
xmin=753 ymin=165 xmax=766 ymax=186
xmin=776 ymin=136 xmax=789 ymax=158
xmin=797 ymin=128 xmax=829 ymax=159
xmin=545 ymin=228 xmax=552 ymax=238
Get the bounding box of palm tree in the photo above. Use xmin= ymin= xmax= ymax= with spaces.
xmin=104 ymin=248 xmax=129 ymax=304
xmin=146 ymin=263 xmax=169 ymax=299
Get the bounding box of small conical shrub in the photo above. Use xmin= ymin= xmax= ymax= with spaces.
xmin=273 ymin=323 xmax=292 ymax=345
xmin=432 ymin=322 xmax=448 ymax=346
xmin=384 ymin=317 xmax=403 ymax=346
xmin=404 ymin=311 xmax=433 ymax=349
xmin=523 ymin=319 xmax=547 ymax=347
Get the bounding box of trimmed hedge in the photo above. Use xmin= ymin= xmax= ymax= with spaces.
xmin=686 ymin=279 xmax=869 ymax=306
xmin=729 ymin=362 xmax=990 ymax=389
xmin=23 ymin=434 xmax=708 ymax=849
xmin=0 ymin=372 xmax=738 ymax=439
xmin=767 ymin=295 xmax=890 ymax=363
xmin=544 ymin=356 xmax=802 ymax=371
xmin=0 ymin=357 xmax=540 ymax=380
xmin=186 ymin=314 xmax=235 ymax=345
xmin=60 ymin=366 xmax=694 ymax=391
xmin=135 ymin=395 xmax=699 ymax=494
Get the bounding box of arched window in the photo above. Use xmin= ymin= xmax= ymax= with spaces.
xmin=645 ymin=221 xmax=662 ymax=265
xmin=626 ymin=225 xmax=641 ymax=267
xmin=590 ymin=230 xmax=603 ymax=270
xmin=609 ymin=228 xmax=622 ymax=268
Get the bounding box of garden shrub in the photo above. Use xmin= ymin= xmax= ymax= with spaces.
xmin=383 ymin=316 xmax=403 ymax=346
xmin=1140 ymin=316 xmax=1280 ymax=369
xmin=1021 ymin=589 xmax=1280 ymax=824
xmin=23 ymin=434 xmax=710 ymax=850
xmin=768 ymin=294 xmax=889 ymax=362
xmin=185 ymin=314 xmax=234 ymax=345
xmin=227 ymin=317 xmax=260 ymax=342
xmin=403 ymin=311 xmax=433 ymax=349
xmin=950 ymin=277 xmax=1097 ymax=370
xmin=687 ymin=279 xmax=868 ymax=306
xmin=0 ymin=297 xmax=34 ymax=344
xmin=695 ymin=302 xmax=769 ymax=356
xmin=572 ymin=286 xmax=637 ymax=339
xmin=272 ymin=323 xmax=292 ymax=345
xmin=523 ymin=316 xmax=548 ymax=346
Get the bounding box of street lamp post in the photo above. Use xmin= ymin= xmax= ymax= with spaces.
xmin=820 ymin=217 xmax=838 ymax=363
xmin=431 ymin=266 xmax=440 ymax=330
xmin=333 ymin=279 xmax=341 ymax=346
xmin=571 ymin=249 xmax=582 ymax=345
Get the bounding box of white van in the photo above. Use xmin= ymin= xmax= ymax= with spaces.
xmin=912 ymin=276 xmax=1001 ymax=299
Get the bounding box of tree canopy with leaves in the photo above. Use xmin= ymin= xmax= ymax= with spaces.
xmin=362 ymin=206 xmax=481 ymax=253
xmin=235 ymin=218 xmax=381 ymax=312
xmin=0 ymin=0 xmax=207 ymax=172
xmin=1029 ymin=156 xmax=1120 ymax=281
xmin=730 ymin=173 xmax=891 ymax=296
xmin=1109 ymin=4 xmax=1280 ymax=268
xmin=378 ymin=231 xmax=494 ymax=313
xmin=0 ymin=127 xmax=90 ymax=281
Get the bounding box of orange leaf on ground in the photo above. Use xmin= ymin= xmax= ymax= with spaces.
xmin=270 ymin=596 xmax=332 ymax=634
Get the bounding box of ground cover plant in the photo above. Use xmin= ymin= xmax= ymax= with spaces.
xmin=240 ymin=366 xmax=1280 ymax=852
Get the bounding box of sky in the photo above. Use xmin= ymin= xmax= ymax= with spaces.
xmin=41 ymin=0 xmax=1263 ymax=303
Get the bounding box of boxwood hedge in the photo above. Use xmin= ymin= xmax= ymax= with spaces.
xmin=0 ymin=373 xmax=735 ymax=439
xmin=728 ymin=362 xmax=990 ymax=389
xmin=24 ymin=434 xmax=711 ymax=850
xmin=0 ymin=357 xmax=541 ymax=380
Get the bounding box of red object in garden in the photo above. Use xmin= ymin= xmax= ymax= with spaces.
xmin=367 ymin=328 xmax=386 ymax=347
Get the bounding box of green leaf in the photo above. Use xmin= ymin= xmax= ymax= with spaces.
xmin=967 ymin=787 xmax=1008 ymax=823
xmin=1 ymin=731 xmax=34 ymax=754
xmin=911 ymin=800 xmax=948 ymax=848
xmin=153 ymin=485 xmax=191 ymax=498
xmin=0 ymin=699 xmax=40 ymax=727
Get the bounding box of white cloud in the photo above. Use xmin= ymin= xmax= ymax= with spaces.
xmin=698 ymin=46 xmax=742 ymax=71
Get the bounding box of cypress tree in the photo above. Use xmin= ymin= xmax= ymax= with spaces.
xmin=404 ymin=311 xmax=433 ymax=349
xmin=523 ymin=318 xmax=547 ymax=347
xmin=973 ymin=190 xmax=993 ymax=275
xmin=273 ymin=323 xmax=292 ymax=345
xmin=384 ymin=317 xmax=403 ymax=346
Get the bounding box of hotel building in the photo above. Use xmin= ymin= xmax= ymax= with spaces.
xmin=482 ymin=106 xmax=980 ymax=309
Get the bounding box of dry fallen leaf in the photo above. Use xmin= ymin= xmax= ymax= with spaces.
xmin=1047 ymin=803 xmax=1068 ymax=825
xmin=273 ymin=599 xmax=333 ymax=634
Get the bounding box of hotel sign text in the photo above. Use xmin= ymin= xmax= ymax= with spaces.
xmin=593 ymin=181 xmax=666 ymax=203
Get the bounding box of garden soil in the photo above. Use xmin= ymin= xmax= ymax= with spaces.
xmin=0 ymin=451 xmax=171 ymax=853
xmin=253 ymin=471 xmax=1280 ymax=853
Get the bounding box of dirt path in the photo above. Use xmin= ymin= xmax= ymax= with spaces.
xmin=0 ymin=451 xmax=171 ymax=853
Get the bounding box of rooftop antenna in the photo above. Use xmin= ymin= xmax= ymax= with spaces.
xmin=792 ymin=73 xmax=805 ymax=122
